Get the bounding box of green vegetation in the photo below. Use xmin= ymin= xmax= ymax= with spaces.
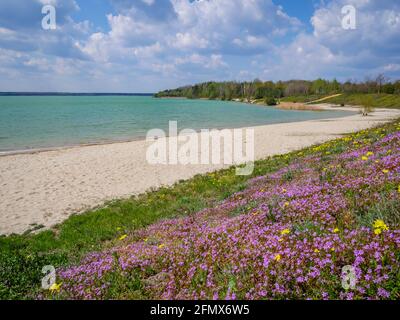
xmin=1 ymin=119 xmax=400 ymax=299
xmin=316 ymin=93 xmax=400 ymax=109
xmin=155 ymin=75 xmax=400 ymax=107
xmin=280 ymin=95 xmax=327 ymax=103
xmin=264 ymin=97 xmax=277 ymax=105
xmin=45 ymin=120 xmax=400 ymax=300
xmin=0 ymin=148 xmax=294 ymax=299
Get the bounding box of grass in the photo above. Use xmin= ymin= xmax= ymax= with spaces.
xmin=280 ymin=95 xmax=328 ymax=103
xmin=358 ymin=195 xmax=400 ymax=228
xmin=1 ymin=119 xmax=400 ymax=299
xmin=314 ymin=93 xmax=400 ymax=108
xmin=0 ymin=149 xmax=293 ymax=299
xmin=50 ymin=119 xmax=400 ymax=300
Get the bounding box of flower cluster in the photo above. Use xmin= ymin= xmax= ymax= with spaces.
xmin=49 ymin=125 xmax=400 ymax=300
xmin=373 ymin=220 xmax=389 ymax=235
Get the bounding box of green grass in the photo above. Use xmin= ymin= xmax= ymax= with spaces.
xmin=1 ymin=119 xmax=400 ymax=299
xmin=357 ymin=195 xmax=400 ymax=228
xmin=281 ymin=93 xmax=400 ymax=108
xmin=0 ymin=151 xmax=296 ymax=299
xmin=280 ymin=95 xmax=327 ymax=103
xmin=314 ymin=93 xmax=400 ymax=108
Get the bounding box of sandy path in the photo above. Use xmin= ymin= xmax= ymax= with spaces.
xmin=1 ymin=105 xmax=399 ymax=235
xmin=306 ymin=94 xmax=343 ymax=104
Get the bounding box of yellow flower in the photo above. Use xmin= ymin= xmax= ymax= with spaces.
xmin=116 ymin=227 xmax=122 ymax=231
xmin=333 ymin=228 xmax=339 ymax=233
xmin=361 ymin=156 xmax=368 ymax=161
xmin=398 ymin=185 xmax=400 ymax=194
xmin=284 ymin=202 xmax=290 ymax=207
xmin=158 ymin=243 xmax=165 ymax=249
xmin=373 ymin=219 xmax=385 ymax=229
xmin=278 ymin=238 xmax=284 ymax=242
xmin=281 ymin=229 xmax=290 ymax=235
xmin=366 ymin=152 xmax=374 ymax=156
xmin=373 ymin=219 xmax=388 ymax=231
xmin=282 ymin=188 xmax=287 ymax=193
xmin=274 ymin=254 xmax=281 ymax=262
xmin=373 ymin=219 xmax=389 ymax=236
xmin=331 ymin=248 xmax=335 ymax=252
xmin=49 ymin=282 xmax=62 ymax=292
xmin=382 ymin=169 xmax=389 ymax=174
xmin=119 ymin=234 xmax=127 ymax=241
xmin=144 ymin=238 xmax=149 ymax=242
xmin=375 ymin=160 xmax=380 ymax=163
xmin=314 ymin=249 xmax=320 ymax=253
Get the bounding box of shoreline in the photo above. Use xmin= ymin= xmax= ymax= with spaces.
xmin=1 ymin=105 xmax=399 ymax=235
xmin=0 ymin=103 xmax=352 ymax=157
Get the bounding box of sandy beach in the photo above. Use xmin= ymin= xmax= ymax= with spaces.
xmin=1 ymin=105 xmax=399 ymax=235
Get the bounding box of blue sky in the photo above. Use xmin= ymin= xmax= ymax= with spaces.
xmin=0 ymin=0 xmax=399 ymax=92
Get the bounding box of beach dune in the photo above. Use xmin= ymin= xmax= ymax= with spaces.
xmin=1 ymin=105 xmax=399 ymax=235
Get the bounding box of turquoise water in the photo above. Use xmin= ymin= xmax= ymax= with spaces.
xmin=0 ymin=96 xmax=351 ymax=152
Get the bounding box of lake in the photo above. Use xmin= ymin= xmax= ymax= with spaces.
xmin=0 ymin=95 xmax=351 ymax=152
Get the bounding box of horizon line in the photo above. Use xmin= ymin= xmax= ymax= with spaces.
xmin=0 ymin=92 xmax=155 ymax=96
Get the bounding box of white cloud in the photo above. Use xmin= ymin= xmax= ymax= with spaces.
xmin=175 ymin=53 xmax=227 ymax=69
xmin=264 ymin=0 xmax=400 ymax=81
xmin=1 ymin=0 xmax=399 ymax=92
xmin=80 ymin=0 xmax=301 ymax=61
xmin=170 ymin=32 xmax=210 ymax=50
xmin=311 ymin=0 xmax=400 ymax=55
xmin=60 ymin=0 xmax=302 ymax=90
xmin=133 ymin=42 xmax=163 ymax=58
xmin=384 ymin=64 xmax=400 ymax=72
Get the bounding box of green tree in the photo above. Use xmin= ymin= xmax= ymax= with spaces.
xmin=360 ymin=95 xmax=375 ymax=116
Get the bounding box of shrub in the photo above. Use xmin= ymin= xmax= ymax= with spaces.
xmin=265 ymin=97 xmax=277 ymax=105
xmin=360 ymin=95 xmax=375 ymax=116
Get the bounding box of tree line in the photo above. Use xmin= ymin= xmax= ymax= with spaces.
xmin=155 ymin=75 xmax=400 ymax=104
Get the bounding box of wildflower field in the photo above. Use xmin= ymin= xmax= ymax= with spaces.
xmin=1 ymin=120 xmax=400 ymax=300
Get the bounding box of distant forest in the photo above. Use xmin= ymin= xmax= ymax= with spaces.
xmin=155 ymin=75 xmax=400 ymax=104
xmin=0 ymin=92 xmax=153 ymax=96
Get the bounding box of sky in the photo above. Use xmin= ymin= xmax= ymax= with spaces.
xmin=0 ymin=0 xmax=399 ymax=93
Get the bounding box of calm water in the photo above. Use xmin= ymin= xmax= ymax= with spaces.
xmin=0 ymin=96 xmax=351 ymax=152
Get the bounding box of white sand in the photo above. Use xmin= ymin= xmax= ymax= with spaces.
xmin=1 ymin=105 xmax=399 ymax=235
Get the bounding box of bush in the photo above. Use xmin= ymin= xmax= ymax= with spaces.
xmin=265 ymin=97 xmax=277 ymax=105
xmin=0 ymin=250 xmax=67 ymax=299
xmin=360 ymin=95 xmax=375 ymax=116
